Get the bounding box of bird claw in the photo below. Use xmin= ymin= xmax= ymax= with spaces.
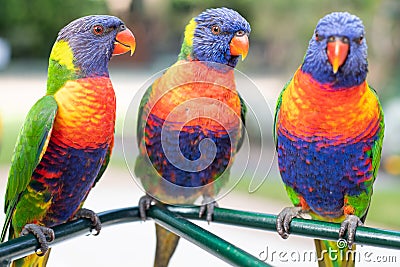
xmin=199 ymin=197 xmax=218 ymax=223
xmin=339 ymin=214 xmax=363 ymax=248
xmin=276 ymin=207 xmax=303 ymax=239
xmin=20 ymin=224 xmax=55 ymax=256
xmin=139 ymin=194 xmax=155 ymax=221
xmin=74 ymin=208 xmax=102 ymax=236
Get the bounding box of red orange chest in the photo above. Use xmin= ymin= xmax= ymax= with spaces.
xmin=52 ymin=77 xmax=116 ymax=147
xmin=146 ymin=61 xmax=242 ymax=131
xmin=278 ymin=69 xmax=380 ymax=143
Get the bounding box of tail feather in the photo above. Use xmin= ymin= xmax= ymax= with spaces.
xmin=1 ymin=202 xmax=15 ymax=242
xmin=11 ymin=248 xmax=51 ymax=267
xmin=315 ymin=239 xmax=355 ymax=267
xmin=154 ymin=224 xmax=180 ymax=267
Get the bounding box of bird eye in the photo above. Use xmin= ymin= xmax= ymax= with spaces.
xmin=315 ymin=32 xmax=322 ymax=41
xmin=93 ymin=25 xmax=105 ymax=35
xmin=236 ymin=30 xmax=245 ymax=37
xmin=211 ymin=25 xmax=221 ymax=35
xmin=119 ymin=24 xmax=126 ymax=31
xmin=356 ymin=35 xmax=364 ymax=44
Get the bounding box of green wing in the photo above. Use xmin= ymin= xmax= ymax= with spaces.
xmin=136 ymin=84 xmax=153 ymax=146
xmin=273 ymin=79 xmax=291 ymax=150
xmin=344 ymin=85 xmax=384 ymax=221
xmin=236 ymin=92 xmax=247 ymax=151
xmin=370 ymin=85 xmax=385 ymax=181
xmin=134 ymin=83 xmax=153 ymax=180
xmin=1 ymin=95 xmax=58 ymax=241
xmin=360 ymin=92 xmax=383 ymax=221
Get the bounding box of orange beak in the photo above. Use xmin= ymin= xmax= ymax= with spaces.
xmin=230 ymin=34 xmax=249 ymax=60
xmin=327 ymin=37 xmax=349 ymax=74
xmin=113 ymin=28 xmax=136 ymax=56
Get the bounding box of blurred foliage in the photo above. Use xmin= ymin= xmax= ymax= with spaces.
xmin=132 ymin=0 xmax=382 ymax=71
xmin=124 ymin=0 xmax=400 ymax=100
xmin=0 ymin=0 xmax=108 ymax=58
xmin=0 ymin=0 xmax=399 ymax=99
xmin=378 ymin=1 xmax=400 ymax=99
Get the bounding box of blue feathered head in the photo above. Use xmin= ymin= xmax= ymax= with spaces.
xmin=179 ymin=7 xmax=251 ymax=68
xmin=54 ymin=15 xmax=135 ymax=77
xmin=301 ymin=12 xmax=368 ymax=88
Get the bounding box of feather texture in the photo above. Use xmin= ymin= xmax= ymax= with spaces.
xmin=2 ymin=15 xmax=134 ymax=267
xmin=135 ymin=8 xmax=250 ymax=267
xmin=274 ymin=12 xmax=384 ymax=267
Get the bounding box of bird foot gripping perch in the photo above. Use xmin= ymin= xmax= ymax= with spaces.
xmin=339 ymin=214 xmax=363 ymax=248
xmin=139 ymin=194 xmax=156 ymax=221
xmin=276 ymin=207 xmax=364 ymax=246
xmin=20 ymin=224 xmax=55 ymax=256
xmin=276 ymin=206 xmax=304 ymax=239
xmin=276 ymin=207 xmax=364 ymax=249
xmin=199 ymin=196 xmax=219 ymax=223
xmin=73 ymin=208 xmax=102 ymax=236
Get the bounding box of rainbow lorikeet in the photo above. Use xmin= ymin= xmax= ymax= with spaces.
xmin=134 ymin=7 xmax=250 ymax=267
xmin=274 ymin=12 xmax=384 ymax=267
xmin=1 ymin=15 xmax=135 ymax=267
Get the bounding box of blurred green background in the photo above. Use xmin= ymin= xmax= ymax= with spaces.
xmin=2 ymin=0 xmax=400 ymax=90
xmin=0 ymin=0 xmax=399 ymax=230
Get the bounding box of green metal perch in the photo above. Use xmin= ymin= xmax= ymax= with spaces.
xmin=0 ymin=205 xmax=399 ymax=266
